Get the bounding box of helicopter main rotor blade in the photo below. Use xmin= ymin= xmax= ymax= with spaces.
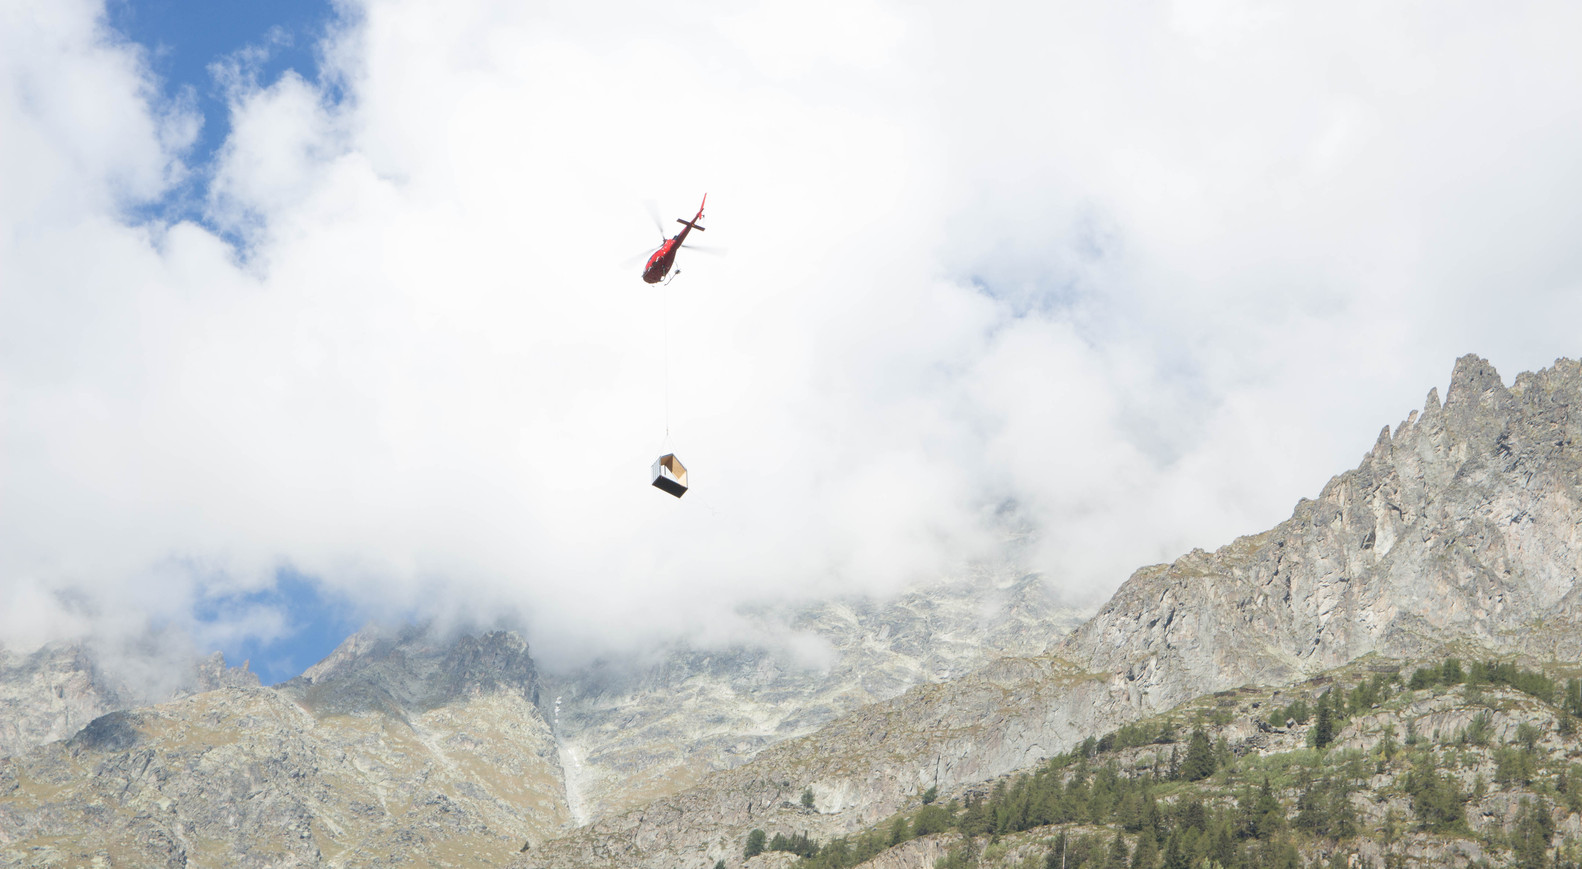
xmin=680 ymin=243 xmax=728 ymax=257
xmin=621 ymin=244 xmax=664 ymax=269
xmin=642 ymin=199 xmax=667 ymax=240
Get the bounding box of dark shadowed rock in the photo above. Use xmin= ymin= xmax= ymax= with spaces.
xmin=2 ymin=643 xmax=261 ymax=759
xmin=66 ymin=710 xmax=141 ymax=753
xmin=0 ymin=643 xmax=127 ymax=758
xmin=279 ymin=625 xmax=541 ymax=716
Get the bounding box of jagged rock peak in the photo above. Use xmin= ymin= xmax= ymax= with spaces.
xmin=1445 ymin=353 xmax=1507 ymax=404
xmin=282 ymin=623 xmax=540 ymax=716
xmin=1 ymin=643 xmax=261 ymax=757
xmin=1062 ymin=354 xmax=1582 ymax=715
xmin=182 ymin=651 xmax=260 ymax=695
xmin=0 ymin=641 xmax=125 ymax=758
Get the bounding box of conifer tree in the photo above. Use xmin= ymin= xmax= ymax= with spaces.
xmin=1214 ymin=735 xmax=1232 ymax=772
xmin=1044 ymin=833 xmax=1068 ymax=869
xmin=1129 ymin=830 xmax=1158 ymax=869
xmin=1180 ymin=728 xmax=1216 ymax=781
xmin=1117 ymin=791 xmax=1143 ymax=832
xmin=1208 ymin=822 xmax=1235 ymax=867
xmin=913 ymin=804 xmax=950 ymax=836
xmin=1162 ymin=831 xmax=1187 ymax=869
xmin=1238 ymin=776 xmax=1284 ymax=839
xmin=1295 ymin=777 xmax=1330 ymax=834
xmin=1405 ymin=752 xmax=1465 ymax=832
xmin=939 ymin=836 xmax=978 ymax=869
xmin=1314 ymin=690 xmax=1335 ymax=748
xmin=1104 ymin=831 xmax=1130 ymax=869
xmin=1512 ymin=796 xmax=1554 ymax=869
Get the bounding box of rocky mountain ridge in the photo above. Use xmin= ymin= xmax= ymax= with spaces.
xmin=280 ymin=624 xmax=545 ymax=716
xmin=1065 ymin=354 xmax=1582 ymax=712
xmin=514 ymin=355 xmax=1582 ymax=869
xmin=0 ymin=629 xmax=567 ymax=867
xmin=0 ymin=570 xmax=1083 ymax=865
xmin=713 ymin=658 xmax=1582 ymax=868
xmin=4 ymin=354 xmax=1581 ymax=869
xmin=543 ymin=571 xmax=1084 ymax=822
xmin=0 ymin=642 xmax=258 ymax=759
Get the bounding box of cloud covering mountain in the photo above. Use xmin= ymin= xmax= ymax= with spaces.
xmin=4 ymin=0 xmax=1582 ymax=672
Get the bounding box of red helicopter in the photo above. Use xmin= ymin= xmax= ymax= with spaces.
xmin=641 ymin=194 xmax=707 ymax=284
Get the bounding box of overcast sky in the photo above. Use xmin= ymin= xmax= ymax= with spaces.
xmin=4 ymin=0 xmax=1582 ymax=681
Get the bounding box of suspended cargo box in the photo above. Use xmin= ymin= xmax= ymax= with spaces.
xmin=651 ymin=453 xmax=688 ymax=498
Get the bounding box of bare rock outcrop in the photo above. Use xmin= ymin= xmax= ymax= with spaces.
xmin=0 ymin=643 xmax=126 ymax=759
xmin=185 ymin=651 xmax=263 ymax=695
xmin=0 ymin=628 xmax=566 ymax=867
xmin=279 ymin=624 xmax=543 ymax=715
xmin=0 ymin=574 xmax=1080 ymax=866
xmin=0 ymin=643 xmax=258 ymax=759
xmin=545 ymin=571 xmax=1083 ymax=822
xmin=10 ymin=355 xmax=1582 ymax=869
xmin=1063 ymin=354 xmax=1582 ymax=711
xmin=517 ymin=355 xmax=1582 ymax=869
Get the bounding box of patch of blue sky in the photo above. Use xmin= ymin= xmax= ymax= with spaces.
xmin=105 ymin=4 xmax=363 ymax=680
xmin=107 ymin=0 xmax=342 ymax=226
xmin=194 ymin=570 xmax=361 ymax=686
xmin=968 ymin=272 xmax=1088 ymax=320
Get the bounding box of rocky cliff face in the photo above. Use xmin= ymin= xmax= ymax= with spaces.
xmin=545 ymin=571 xmax=1084 ymax=822
xmin=1064 ymin=354 xmax=1582 ymax=712
xmin=8 ymin=354 xmax=1582 ymax=869
xmin=0 ymin=643 xmax=258 ymax=759
xmin=280 ymin=623 xmax=544 ymax=715
xmin=747 ymin=662 xmax=1582 ymax=869
xmin=516 ymin=355 xmax=1582 ymax=869
xmin=0 ymin=643 xmax=127 ymax=760
xmin=0 ymin=575 xmax=1080 ymax=866
xmin=520 ymin=655 xmax=1126 ymax=869
xmin=0 ymin=627 xmax=566 ymax=868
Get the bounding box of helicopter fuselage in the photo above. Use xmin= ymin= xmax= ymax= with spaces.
xmin=642 ymin=195 xmax=706 ymax=284
xmin=642 ymin=239 xmax=680 ymax=284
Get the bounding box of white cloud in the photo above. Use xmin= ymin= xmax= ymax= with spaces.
xmin=0 ymin=0 xmax=193 ymax=227
xmin=4 ymin=0 xmax=1582 ymax=671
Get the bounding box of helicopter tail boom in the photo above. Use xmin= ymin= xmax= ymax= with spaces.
xmin=674 ymin=194 xmax=707 ymax=232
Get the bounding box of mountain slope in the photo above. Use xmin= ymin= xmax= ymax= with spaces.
xmin=0 ymin=630 xmax=566 ymax=868
xmin=0 ymin=575 xmax=1082 ymax=866
xmin=719 ymin=659 xmax=1582 ymax=869
xmin=545 ymin=571 xmax=1083 ymax=822
xmin=0 ymin=643 xmax=258 ymax=759
xmin=517 ymin=355 xmax=1582 ymax=869
xmin=0 ymin=643 xmax=128 ymax=761
xmin=7 ymin=354 xmax=1582 ymax=869
xmin=1065 ymin=354 xmax=1582 ymax=712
